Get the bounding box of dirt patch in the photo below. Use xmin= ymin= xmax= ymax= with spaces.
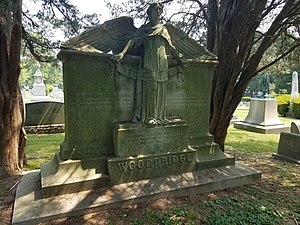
xmin=0 ymin=174 xmax=21 ymax=225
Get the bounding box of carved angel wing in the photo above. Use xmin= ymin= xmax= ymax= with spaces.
xmin=61 ymin=16 xmax=137 ymax=54
xmin=165 ymin=24 xmax=217 ymax=61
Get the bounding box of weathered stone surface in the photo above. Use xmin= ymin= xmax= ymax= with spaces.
xmin=35 ymin=51 xmax=228 ymax=198
xmin=273 ymin=132 xmax=300 ymax=164
xmin=195 ymin=143 xmax=235 ymax=169
xmin=12 ymin=164 xmax=261 ymax=225
xmin=40 ymin=152 xmax=110 ymax=198
xmin=108 ymin=148 xmax=197 ymax=184
xmin=25 ymin=101 xmax=64 ymax=126
xmin=58 ymin=51 xmax=216 ymax=161
xmin=113 ymin=121 xmax=189 ymax=157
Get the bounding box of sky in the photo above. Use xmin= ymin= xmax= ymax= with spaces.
xmin=22 ymin=0 xmax=128 ymax=41
xmin=23 ymin=0 xmax=126 ymax=22
xmin=69 ymin=0 xmax=126 ymax=20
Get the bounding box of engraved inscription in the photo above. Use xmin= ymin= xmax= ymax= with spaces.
xmin=117 ymin=153 xmax=193 ymax=172
xmin=115 ymin=124 xmax=189 ymax=156
xmin=67 ymin=92 xmax=133 ymax=110
xmin=166 ymin=94 xmax=209 ymax=111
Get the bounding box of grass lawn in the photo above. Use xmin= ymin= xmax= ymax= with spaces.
xmin=1 ymin=114 xmax=299 ymax=224
xmin=25 ymin=133 xmax=64 ymax=170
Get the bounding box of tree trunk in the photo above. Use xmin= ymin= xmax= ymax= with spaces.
xmin=208 ymin=0 xmax=267 ymax=150
xmin=0 ymin=0 xmax=26 ymax=178
xmin=208 ymin=0 xmax=298 ymax=150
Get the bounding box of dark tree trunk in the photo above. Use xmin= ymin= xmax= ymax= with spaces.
xmin=0 ymin=0 xmax=26 ymax=178
xmin=208 ymin=0 xmax=297 ymax=150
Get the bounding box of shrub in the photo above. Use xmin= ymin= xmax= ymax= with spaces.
xmin=242 ymin=96 xmax=251 ymax=102
xmin=276 ymin=94 xmax=291 ymax=116
xmin=291 ymin=95 xmax=300 ymax=119
xmin=279 ymin=89 xmax=288 ymax=94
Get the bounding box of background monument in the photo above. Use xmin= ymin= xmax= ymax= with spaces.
xmin=291 ymin=71 xmax=299 ymax=99
xmin=234 ymin=74 xmax=289 ymax=134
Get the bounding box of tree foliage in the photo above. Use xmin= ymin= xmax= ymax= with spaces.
xmin=22 ymin=0 xmax=101 ymax=62
xmin=105 ymin=0 xmax=300 ymax=149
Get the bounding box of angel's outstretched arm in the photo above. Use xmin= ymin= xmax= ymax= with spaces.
xmin=169 ymin=45 xmax=181 ymax=62
xmin=113 ymin=39 xmax=135 ymax=61
xmin=169 ymin=44 xmax=186 ymax=67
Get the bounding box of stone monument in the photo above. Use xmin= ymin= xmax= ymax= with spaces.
xmin=291 ymin=71 xmax=299 ymax=99
xmin=13 ymin=3 xmax=260 ymax=224
xmin=234 ymin=74 xmax=289 ymax=133
xmin=30 ymin=64 xmax=51 ymax=102
xmin=273 ymin=121 xmax=300 ymax=164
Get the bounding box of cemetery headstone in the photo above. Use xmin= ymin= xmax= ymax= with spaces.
xmin=291 ymin=121 xmax=300 ymax=134
xmin=25 ymin=101 xmax=64 ymax=126
xmin=273 ymin=121 xmax=300 ymax=164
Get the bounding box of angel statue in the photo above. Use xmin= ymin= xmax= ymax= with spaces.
xmin=113 ymin=2 xmax=185 ymax=124
xmin=61 ymin=2 xmax=216 ymax=124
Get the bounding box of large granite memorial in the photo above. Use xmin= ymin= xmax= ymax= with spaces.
xmin=13 ymin=3 xmax=260 ymax=224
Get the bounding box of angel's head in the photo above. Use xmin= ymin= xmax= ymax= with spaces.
xmin=147 ymin=2 xmax=163 ymax=24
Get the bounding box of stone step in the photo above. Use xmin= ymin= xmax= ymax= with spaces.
xmin=12 ymin=164 xmax=261 ymax=225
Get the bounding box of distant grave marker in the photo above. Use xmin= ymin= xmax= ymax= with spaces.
xmin=273 ymin=122 xmax=300 ymax=164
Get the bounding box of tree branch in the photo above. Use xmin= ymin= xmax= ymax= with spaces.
xmin=256 ymin=41 xmax=300 ymax=74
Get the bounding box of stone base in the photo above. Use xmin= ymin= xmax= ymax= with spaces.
xmin=25 ymin=124 xmax=65 ymax=134
xmin=195 ymin=142 xmax=235 ymax=169
xmin=108 ymin=148 xmax=197 ymax=184
xmin=233 ymin=121 xmax=290 ymax=134
xmin=272 ymin=153 xmax=300 ymax=164
xmin=113 ymin=121 xmax=189 ymax=157
xmin=40 ymin=152 xmax=111 ymax=198
xmin=12 ymin=164 xmax=261 ymax=225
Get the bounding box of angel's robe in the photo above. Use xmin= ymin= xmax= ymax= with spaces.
xmin=131 ymin=23 xmax=173 ymax=123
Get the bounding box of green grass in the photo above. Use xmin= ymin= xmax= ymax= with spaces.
xmin=225 ymin=127 xmax=280 ymax=154
xmin=25 ymin=133 xmax=64 ymax=170
xmin=231 ymin=108 xmax=300 ymax=155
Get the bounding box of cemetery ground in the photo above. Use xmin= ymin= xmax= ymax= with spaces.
xmin=1 ymin=110 xmax=299 ymax=224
